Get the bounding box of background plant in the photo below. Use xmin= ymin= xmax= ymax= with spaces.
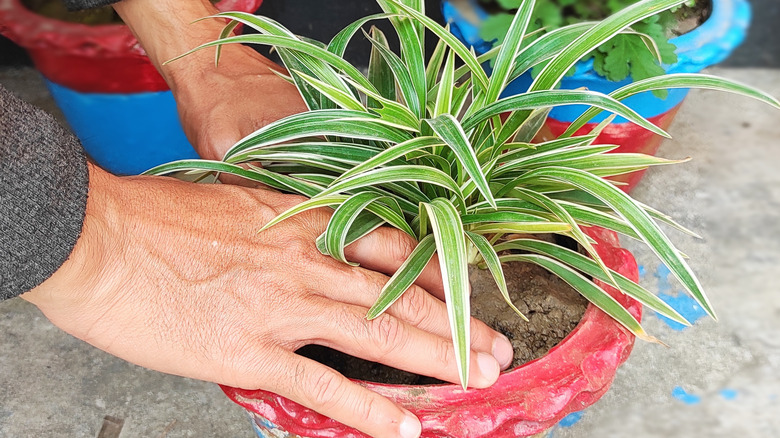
xmin=147 ymin=0 xmax=778 ymax=390
xmin=479 ymin=0 xmax=697 ymax=85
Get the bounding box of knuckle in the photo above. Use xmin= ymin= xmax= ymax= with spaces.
xmin=350 ymin=268 xmax=387 ymax=297
xmin=351 ymin=393 xmax=380 ymax=426
xmin=394 ymin=286 xmax=431 ymax=327
xmin=368 ymin=314 xmax=405 ymax=358
xmin=434 ymin=337 xmax=455 ymax=368
xmin=385 ymin=231 xmax=418 ymax=266
xmin=306 ymin=368 xmax=347 ymax=410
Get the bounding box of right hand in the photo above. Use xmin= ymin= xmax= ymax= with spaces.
xmin=23 ymin=165 xmax=514 ymax=438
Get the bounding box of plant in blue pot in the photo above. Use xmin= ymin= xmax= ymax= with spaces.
xmin=442 ymin=0 xmax=750 ymax=191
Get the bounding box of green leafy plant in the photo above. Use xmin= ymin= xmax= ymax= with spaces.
xmin=479 ymin=0 xmax=697 ymax=84
xmin=147 ymin=0 xmax=778 ymax=390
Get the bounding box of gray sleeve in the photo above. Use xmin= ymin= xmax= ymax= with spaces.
xmin=0 ymin=85 xmax=89 ymax=300
xmin=62 ymin=0 xmax=118 ymax=11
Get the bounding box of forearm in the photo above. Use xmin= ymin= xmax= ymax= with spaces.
xmin=112 ymin=0 xmax=280 ymax=87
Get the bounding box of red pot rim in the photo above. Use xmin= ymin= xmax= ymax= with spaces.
xmin=223 ymin=226 xmax=642 ymax=437
xmin=0 ymin=0 xmax=262 ymax=57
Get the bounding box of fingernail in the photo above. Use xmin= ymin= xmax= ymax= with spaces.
xmin=477 ymin=352 xmax=500 ymax=383
xmin=492 ymin=335 xmax=514 ymax=370
xmin=399 ymin=413 xmax=421 ymax=438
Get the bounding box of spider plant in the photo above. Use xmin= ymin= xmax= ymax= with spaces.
xmin=147 ymin=0 xmax=779 ymax=390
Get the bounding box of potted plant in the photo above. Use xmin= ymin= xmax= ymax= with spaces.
xmin=0 ymin=0 xmax=262 ymax=175
xmin=442 ymin=0 xmax=751 ymax=191
xmin=147 ymin=0 xmax=778 ymax=435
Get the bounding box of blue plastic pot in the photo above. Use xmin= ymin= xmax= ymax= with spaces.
xmin=442 ymin=0 xmax=750 ymax=123
xmin=45 ymin=80 xmax=198 ymax=176
xmin=1 ymin=0 xmax=263 ymax=176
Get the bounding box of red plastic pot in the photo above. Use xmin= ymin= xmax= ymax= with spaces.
xmin=0 ymin=0 xmax=262 ymax=93
xmin=223 ymin=227 xmax=641 ymax=437
xmin=535 ymin=104 xmax=684 ymax=192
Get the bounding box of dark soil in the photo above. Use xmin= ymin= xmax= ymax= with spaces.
xmin=476 ymin=0 xmax=712 ymax=37
xmin=672 ymin=1 xmax=712 ymax=36
xmin=297 ymin=251 xmax=588 ymax=385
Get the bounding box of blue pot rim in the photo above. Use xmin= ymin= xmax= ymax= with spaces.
xmin=442 ymin=0 xmax=751 ymax=79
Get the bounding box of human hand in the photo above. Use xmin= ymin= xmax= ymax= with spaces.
xmin=113 ymin=0 xmax=308 ymax=162
xmin=169 ymin=44 xmax=309 ymax=161
xmin=22 ymin=165 xmax=513 ymax=438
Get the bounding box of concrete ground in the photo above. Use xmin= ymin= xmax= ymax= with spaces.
xmin=2 ymin=65 xmax=778 ymax=438
xmin=2 ymin=1 xmax=780 ymax=430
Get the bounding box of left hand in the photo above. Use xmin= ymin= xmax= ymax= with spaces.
xmin=113 ymin=0 xmax=309 ymax=161
xmin=169 ymin=44 xmax=309 ymax=161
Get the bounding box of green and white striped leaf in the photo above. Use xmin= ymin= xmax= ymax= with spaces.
xmin=433 ymin=49 xmax=455 ymax=117
xmin=328 ymin=13 xmax=394 ymax=57
xmin=426 ymin=114 xmax=496 ymax=208
xmin=426 ymin=30 xmax=449 ymax=93
xmin=333 ymin=137 xmax=444 ymax=184
xmin=325 ymin=192 xmax=391 ymax=265
xmin=367 ymin=234 xmax=437 ymax=319
xmin=421 ymin=199 xmax=471 ymax=389
xmin=294 ymin=70 xmax=366 ymax=112
xmin=341 ymin=76 xmax=420 ymax=131
xmin=386 ymin=0 xmax=489 ymax=91
xmin=225 ymin=110 xmax=412 ymax=160
xmin=376 ymin=0 xmax=427 ymax=115
xmin=511 ymin=187 xmax=618 ymax=287
xmin=317 ymin=211 xmax=387 ymax=255
xmin=167 ymin=34 xmax=376 ymax=92
xmin=364 ymin=29 xmax=423 ymax=118
xmin=562 ymin=73 xmax=780 ymax=137
xmin=531 ymin=0 xmax=688 ymax=91
xmin=461 ymin=211 xmax=550 ymax=225
xmin=484 ymin=0 xmax=535 ymax=104
xmin=516 ymin=166 xmax=715 ymax=319
xmin=367 ymin=25 xmax=398 ymax=106
xmin=468 ymin=222 xmax=571 ymax=234
xmin=462 ymin=90 xmax=669 ymax=138
xmin=144 ymin=159 xmax=323 ymax=197
xmin=317 ymin=165 xmax=466 ymax=211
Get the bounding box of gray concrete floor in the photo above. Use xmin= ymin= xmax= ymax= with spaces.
xmin=2 ymin=67 xmax=780 ymax=437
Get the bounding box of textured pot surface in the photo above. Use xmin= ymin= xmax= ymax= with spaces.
xmin=0 ymin=0 xmax=263 ymax=93
xmin=223 ymin=227 xmax=641 ymax=438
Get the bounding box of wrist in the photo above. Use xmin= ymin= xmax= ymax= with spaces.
xmin=22 ymin=165 xmax=121 ymax=318
xmin=113 ymin=0 xmax=232 ymax=84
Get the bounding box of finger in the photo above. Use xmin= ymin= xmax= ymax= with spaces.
xmin=344 ymin=226 xmax=446 ymax=301
xmin=311 ymin=301 xmax=501 ymax=388
xmin=309 ymin=266 xmax=513 ymax=369
xmin=265 ymin=350 xmax=422 ymax=438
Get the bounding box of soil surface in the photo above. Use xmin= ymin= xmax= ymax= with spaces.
xmin=298 ymin=255 xmax=588 ymax=385
xmin=672 ymin=0 xmax=712 ymax=36
xmin=475 ymin=0 xmax=712 ymax=37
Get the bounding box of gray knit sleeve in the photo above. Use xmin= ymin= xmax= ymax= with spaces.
xmin=0 ymin=85 xmax=89 ymax=300
xmin=62 ymin=0 xmax=118 ymax=11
